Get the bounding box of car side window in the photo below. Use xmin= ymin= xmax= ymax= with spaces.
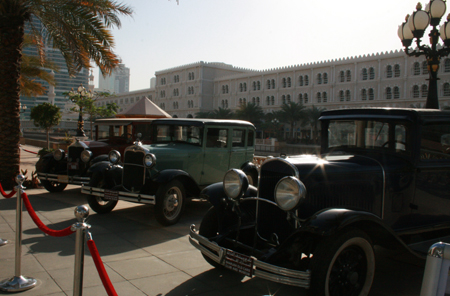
xmin=247 ymin=130 xmax=254 ymax=147
xmin=420 ymin=123 xmax=450 ymax=161
xmin=232 ymin=129 xmax=245 ymax=147
xmin=206 ymin=128 xmax=228 ymax=148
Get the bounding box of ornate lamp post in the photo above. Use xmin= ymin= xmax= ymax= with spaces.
xmin=398 ymin=0 xmax=450 ymax=109
xmin=69 ymin=84 xmax=92 ymax=137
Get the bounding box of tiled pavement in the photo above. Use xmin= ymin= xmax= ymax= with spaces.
xmin=0 ymin=145 xmax=427 ymax=295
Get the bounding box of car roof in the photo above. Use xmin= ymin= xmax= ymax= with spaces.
xmin=320 ymin=107 xmax=450 ymax=123
xmin=151 ymin=118 xmax=255 ymax=128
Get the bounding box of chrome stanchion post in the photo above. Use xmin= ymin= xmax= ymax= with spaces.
xmin=71 ymin=205 xmax=90 ymax=296
xmin=420 ymin=242 xmax=450 ymax=296
xmin=0 ymin=175 xmax=37 ymax=292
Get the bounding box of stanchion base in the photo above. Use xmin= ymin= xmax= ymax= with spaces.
xmin=0 ymin=238 xmax=7 ymax=246
xmin=0 ymin=275 xmax=37 ymax=292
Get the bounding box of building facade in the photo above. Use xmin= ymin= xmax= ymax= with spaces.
xmin=96 ymin=50 xmax=450 ymax=120
xmin=21 ymin=17 xmax=89 ymax=120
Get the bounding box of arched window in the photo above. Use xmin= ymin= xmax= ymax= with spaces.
xmin=421 ymin=84 xmax=428 ymax=97
xmin=267 ymin=80 xmax=271 ymax=89
xmin=413 ymin=85 xmax=419 ymax=98
xmin=243 ymin=83 xmax=247 ymax=91
xmin=282 ymin=78 xmax=287 ymax=88
xmin=282 ymin=95 xmax=286 ymax=104
xmin=323 ymin=73 xmax=328 ymax=84
xmin=317 ymin=92 xmax=321 ymax=103
xmin=304 ymin=93 xmax=308 ymax=104
xmin=257 ymin=81 xmax=261 ymax=90
xmin=256 ymin=97 xmax=260 ymax=105
xmin=394 ymin=86 xmax=400 ymax=99
xmin=394 ymin=64 xmax=400 ymax=77
xmin=239 ymin=98 xmax=243 ymax=106
xmin=271 ymin=79 xmax=275 ymax=89
xmin=304 ymin=75 xmax=309 ymax=86
xmin=266 ymin=96 xmax=270 ymax=105
xmin=339 ymin=90 xmax=344 ymax=102
xmin=369 ymin=88 xmax=374 ymax=100
xmin=361 ymin=89 xmax=367 ymax=100
xmin=445 ymin=59 xmax=450 ymax=72
xmin=253 ymin=81 xmax=256 ymax=91
xmin=386 ymin=87 xmax=392 ymax=99
xmin=345 ymin=90 xmax=351 ymax=101
xmin=317 ymin=73 xmax=322 ymax=85
xmin=422 ymin=61 xmax=428 ymax=75
xmin=346 ymin=70 xmax=351 ymax=82
xmin=386 ymin=65 xmax=393 ymax=78
xmin=362 ymin=68 xmax=368 ymax=80
xmin=444 ymin=83 xmax=450 ymax=96
xmin=239 ymin=83 xmax=243 ymax=92
xmin=287 ymin=77 xmax=291 ymax=87
xmin=340 ymin=71 xmax=345 ymax=82
xmin=413 ymin=62 xmax=421 ymax=75
xmin=323 ymin=92 xmax=327 ymax=102
xmin=369 ymin=67 xmax=375 ymax=80
xmin=271 ymin=96 xmax=275 ymax=105
xmin=287 ymin=94 xmax=291 ymax=103
xmin=298 ymin=93 xmax=303 ymax=104
xmin=299 ymin=76 xmax=304 ymax=86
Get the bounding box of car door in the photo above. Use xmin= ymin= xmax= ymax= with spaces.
xmin=229 ymin=128 xmax=247 ymax=169
xmin=201 ymin=126 xmax=230 ymax=185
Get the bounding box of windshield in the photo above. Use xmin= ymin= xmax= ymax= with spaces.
xmin=152 ymin=124 xmax=202 ymax=146
xmin=327 ymin=120 xmax=409 ymax=154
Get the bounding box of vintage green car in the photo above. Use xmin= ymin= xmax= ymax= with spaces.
xmin=81 ymin=118 xmax=258 ymax=226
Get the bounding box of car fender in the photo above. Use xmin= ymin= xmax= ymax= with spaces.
xmin=153 ymin=169 xmax=200 ymax=198
xmin=300 ymin=208 xmax=409 ymax=251
xmin=91 ymin=154 xmax=109 ymax=165
xmin=35 ymin=153 xmax=66 ymax=173
xmin=200 ymin=182 xmax=257 ymax=209
xmin=241 ymin=162 xmax=258 ymax=185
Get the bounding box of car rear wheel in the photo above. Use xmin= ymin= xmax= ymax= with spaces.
xmin=155 ymin=180 xmax=185 ymax=226
xmin=309 ymin=228 xmax=375 ymax=296
xmin=199 ymin=207 xmax=224 ymax=269
xmin=87 ymin=173 xmax=118 ymax=214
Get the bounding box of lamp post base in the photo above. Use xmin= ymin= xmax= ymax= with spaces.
xmin=0 ymin=275 xmax=37 ymax=292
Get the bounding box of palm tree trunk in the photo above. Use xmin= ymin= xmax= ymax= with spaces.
xmin=0 ymin=15 xmax=25 ymax=189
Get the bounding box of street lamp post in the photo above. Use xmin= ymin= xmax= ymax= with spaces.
xmin=69 ymin=84 xmax=92 ymax=137
xmin=398 ymin=0 xmax=450 ymax=109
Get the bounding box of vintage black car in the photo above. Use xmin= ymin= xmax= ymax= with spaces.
xmin=189 ymin=108 xmax=450 ymax=296
xmin=36 ymin=118 xmax=154 ymax=192
xmin=81 ymin=118 xmax=258 ymax=226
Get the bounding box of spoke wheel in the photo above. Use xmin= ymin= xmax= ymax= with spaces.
xmin=87 ymin=173 xmax=117 ymax=214
xmin=155 ymin=180 xmax=185 ymax=226
xmin=310 ymin=228 xmax=375 ymax=296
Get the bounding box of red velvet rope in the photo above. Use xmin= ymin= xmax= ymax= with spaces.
xmin=22 ymin=192 xmax=75 ymax=237
xmin=21 ymin=148 xmax=38 ymax=155
xmin=0 ymin=183 xmax=16 ymax=198
xmin=87 ymin=239 xmax=118 ymax=296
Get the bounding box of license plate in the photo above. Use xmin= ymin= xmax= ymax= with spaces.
xmin=104 ymin=189 xmax=119 ymax=201
xmin=224 ymin=250 xmax=253 ymax=277
xmin=68 ymin=162 xmax=79 ymax=170
xmin=57 ymin=175 xmax=69 ymax=183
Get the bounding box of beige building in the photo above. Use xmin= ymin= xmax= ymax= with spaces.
xmin=96 ymin=50 xmax=450 ymax=118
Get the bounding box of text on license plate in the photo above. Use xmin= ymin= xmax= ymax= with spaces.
xmin=103 ymin=189 xmax=119 ymax=201
xmin=224 ymin=249 xmax=253 ymax=277
xmin=57 ymin=175 xmax=69 ymax=183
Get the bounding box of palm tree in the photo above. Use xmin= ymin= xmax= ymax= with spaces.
xmin=211 ymin=107 xmax=234 ymax=119
xmin=278 ymin=102 xmax=306 ymax=141
xmin=0 ymin=0 xmax=133 ymax=188
xmin=195 ymin=111 xmax=213 ymax=118
xmin=234 ymin=103 xmax=265 ymax=128
xmin=304 ymin=105 xmax=326 ymax=144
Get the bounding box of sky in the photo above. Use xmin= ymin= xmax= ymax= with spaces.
xmin=94 ymin=0 xmax=435 ymax=91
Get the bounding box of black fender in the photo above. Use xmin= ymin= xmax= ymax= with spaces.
xmin=153 ymin=169 xmax=200 ymax=198
xmin=87 ymin=161 xmax=123 ymax=188
xmin=91 ymin=154 xmax=109 ymax=165
xmin=200 ymin=182 xmax=257 ymax=209
xmin=35 ymin=153 xmax=66 ymax=174
xmin=240 ymin=161 xmax=258 ymax=185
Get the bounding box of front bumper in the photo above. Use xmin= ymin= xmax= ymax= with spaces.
xmin=189 ymin=224 xmax=311 ymax=288
xmin=37 ymin=173 xmax=90 ymax=185
xmin=81 ymin=185 xmax=156 ymax=205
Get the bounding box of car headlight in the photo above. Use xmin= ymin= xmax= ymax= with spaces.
xmin=108 ymin=150 xmax=121 ymax=164
xmin=275 ymin=177 xmax=307 ymax=211
xmin=144 ymin=153 xmax=156 ymax=168
xmin=80 ymin=150 xmax=93 ymax=163
xmin=53 ymin=149 xmax=65 ymax=161
xmin=223 ymin=169 xmax=248 ymax=199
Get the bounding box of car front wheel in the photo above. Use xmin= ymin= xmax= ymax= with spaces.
xmin=155 ymin=180 xmax=185 ymax=226
xmin=87 ymin=173 xmax=118 ymax=214
xmin=309 ymin=228 xmax=375 ymax=296
xmin=40 ymin=164 xmax=68 ymax=192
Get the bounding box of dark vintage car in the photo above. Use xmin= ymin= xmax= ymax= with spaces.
xmin=81 ymin=118 xmax=258 ymax=226
xmin=36 ymin=118 xmax=155 ymax=192
xmin=189 ymin=108 xmax=450 ymax=296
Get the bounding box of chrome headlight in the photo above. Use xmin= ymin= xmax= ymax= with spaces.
xmin=144 ymin=153 xmax=156 ymax=168
xmin=275 ymin=176 xmax=307 ymax=211
xmin=223 ymin=169 xmax=248 ymax=199
xmin=80 ymin=150 xmax=93 ymax=163
xmin=53 ymin=149 xmax=65 ymax=161
xmin=108 ymin=150 xmax=121 ymax=164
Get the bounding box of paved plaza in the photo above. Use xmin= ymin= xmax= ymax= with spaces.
xmin=0 ymin=145 xmax=427 ymax=295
